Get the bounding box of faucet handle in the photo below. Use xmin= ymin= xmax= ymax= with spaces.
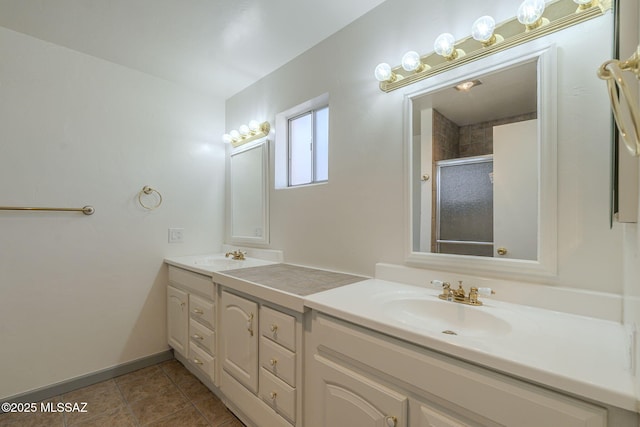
xmin=430 ymin=280 xmax=449 ymax=289
xmin=477 ymin=287 xmax=496 ymax=296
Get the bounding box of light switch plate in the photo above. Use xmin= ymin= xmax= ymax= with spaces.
xmin=168 ymin=228 xmax=184 ymax=243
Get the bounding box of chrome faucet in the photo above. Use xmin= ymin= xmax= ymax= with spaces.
xmin=225 ymin=250 xmax=246 ymax=260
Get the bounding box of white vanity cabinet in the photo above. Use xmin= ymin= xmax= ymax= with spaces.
xmin=305 ymin=311 xmax=608 ymax=427
xmin=167 ymin=285 xmax=188 ymax=356
xmin=220 ymin=290 xmax=259 ymax=392
xmin=167 ymin=266 xmax=217 ymax=384
xmin=219 ymin=287 xmax=303 ymax=427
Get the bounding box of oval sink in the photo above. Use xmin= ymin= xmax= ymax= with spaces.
xmin=385 ymin=298 xmax=511 ymax=337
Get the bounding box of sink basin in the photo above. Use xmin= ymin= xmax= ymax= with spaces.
xmin=385 ymin=298 xmax=511 ymax=337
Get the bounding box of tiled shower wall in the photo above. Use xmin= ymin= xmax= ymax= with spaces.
xmin=433 ymin=109 xmax=537 ymax=160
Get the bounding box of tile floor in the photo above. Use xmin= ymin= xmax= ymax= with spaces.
xmin=0 ymin=359 xmax=245 ymax=427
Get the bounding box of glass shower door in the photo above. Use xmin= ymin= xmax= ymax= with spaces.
xmin=436 ymin=156 xmax=494 ymax=257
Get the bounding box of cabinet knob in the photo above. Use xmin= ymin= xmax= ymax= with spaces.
xmin=192 ymin=334 xmax=203 ymax=341
xmin=270 ymin=324 xmax=278 ymax=333
xmin=496 ymin=247 xmax=508 ymax=256
xmin=193 ymin=358 xmax=203 ymax=365
xmin=269 ymin=358 xmax=278 ymax=367
xmin=384 ymin=416 xmax=397 ymax=427
xmin=269 ymin=391 xmax=277 ymax=400
xmin=192 ymin=308 xmax=204 ymax=315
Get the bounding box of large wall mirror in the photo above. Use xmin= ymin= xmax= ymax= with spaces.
xmin=230 ymin=139 xmax=269 ymax=245
xmin=406 ymin=43 xmax=558 ymax=279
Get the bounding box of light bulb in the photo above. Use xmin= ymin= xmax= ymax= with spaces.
xmin=222 ymin=133 xmax=233 ymax=144
xmin=248 ymin=120 xmax=260 ymax=132
xmin=434 ymin=33 xmax=455 ymax=57
xmin=472 ymin=16 xmax=496 ymax=43
xmin=229 ymin=130 xmax=240 ymax=141
xmin=239 ymin=124 xmax=250 ymax=136
xmin=434 ymin=33 xmax=456 ymax=59
xmin=374 ymin=63 xmax=395 ymax=82
xmin=517 ymin=0 xmax=546 ymax=27
xmin=401 ymin=51 xmax=423 ymax=72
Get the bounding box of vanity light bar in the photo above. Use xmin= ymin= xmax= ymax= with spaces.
xmin=375 ymin=0 xmax=611 ymax=93
xmin=223 ymin=120 xmax=271 ymax=148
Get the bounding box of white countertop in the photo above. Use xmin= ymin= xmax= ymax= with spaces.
xmin=165 ymin=255 xmax=637 ymax=411
xmin=164 ymin=253 xmax=277 ymax=276
xmin=305 ymin=278 xmax=637 ymax=412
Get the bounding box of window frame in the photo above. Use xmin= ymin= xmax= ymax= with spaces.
xmin=287 ymin=106 xmax=328 ymax=187
xmin=275 ymin=93 xmax=329 ymax=189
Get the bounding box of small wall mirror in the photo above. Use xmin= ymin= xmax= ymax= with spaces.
xmin=230 ymin=140 xmax=269 ymax=245
xmin=406 ymin=44 xmax=558 ymax=278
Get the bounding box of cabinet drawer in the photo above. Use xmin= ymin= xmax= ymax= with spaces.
xmin=190 ymin=318 xmax=215 ymax=356
xmin=260 ymin=306 xmax=296 ymax=352
xmin=190 ymin=294 xmax=215 ymax=329
xmin=168 ymin=266 xmax=214 ymax=299
xmin=259 ymin=368 xmax=296 ymax=423
xmin=189 ymin=342 xmax=215 ymax=383
xmin=260 ymin=336 xmax=295 ymax=387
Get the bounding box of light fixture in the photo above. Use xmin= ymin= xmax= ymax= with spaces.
xmin=222 ymin=120 xmax=270 ymax=147
xmin=373 ymin=0 xmax=611 ymax=93
xmin=517 ymin=0 xmax=549 ymax=31
xmin=454 ymin=79 xmax=483 ymax=92
xmin=471 ymin=16 xmax=503 ymax=47
xmin=374 ymin=63 xmax=397 ymax=82
xmin=434 ymin=33 xmax=463 ymax=60
xmin=401 ymin=51 xmax=428 ymax=72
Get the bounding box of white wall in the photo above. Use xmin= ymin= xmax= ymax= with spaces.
xmin=0 ymin=26 xmax=225 ymax=398
xmin=226 ymin=0 xmax=622 ymax=292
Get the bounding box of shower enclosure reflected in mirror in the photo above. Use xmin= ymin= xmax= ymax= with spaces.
xmin=230 ymin=139 xmax=269 ymax=245
xmin=406 ymin=44 xmax=558 ymax=278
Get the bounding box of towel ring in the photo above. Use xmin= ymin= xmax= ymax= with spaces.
xmin=598 ymin=47 xmax=640 ymax=157
xmin=138 ymin=186 xmax=163 ymax=210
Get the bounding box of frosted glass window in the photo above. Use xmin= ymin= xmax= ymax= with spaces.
xmin=287 ymin=106 xmax=329 ymax=187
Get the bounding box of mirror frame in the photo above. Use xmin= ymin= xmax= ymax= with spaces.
xmin=229 ymin=138 xmax=270 ymax=246
xmin=404 ymin=42 xmax=558 ymax=280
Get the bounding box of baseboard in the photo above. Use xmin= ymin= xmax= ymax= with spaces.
xmin=3 ymin=350 xmax=174 ymax=404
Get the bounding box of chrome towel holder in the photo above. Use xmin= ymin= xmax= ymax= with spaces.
xmin=598 ymin=45 xmax=640 ymax=157
xmin=138 ymin=186 xmax=163 ymax=210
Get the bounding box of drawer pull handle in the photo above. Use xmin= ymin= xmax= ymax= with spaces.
xmin=192 ymin=334 xmax=204 ymax=341
xmin=247 ymin=313 xmax=254 ymax=336
xmin=192 ymin=308 xmax=204 ymax=315
xmin=269 ymin=391 xmax=277 ymax=400
xmin=270 ymin=324 xmax=278 ymax=333
xmin=269 ymin=358 xmax=278 ymax=367
xmin=193 ymin=358 xmax=203 ymax=365
xmin=385 ymin=416 xmax=397 ymax=427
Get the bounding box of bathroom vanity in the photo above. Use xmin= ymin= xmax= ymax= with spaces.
xmin=165 ymin=254 xmax=638 ymax=427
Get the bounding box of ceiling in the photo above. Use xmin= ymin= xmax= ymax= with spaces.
xmin=412 ymin=59 xmax=538 ymax=130
xmin=0 ymin=0 xmax=388 ymax=99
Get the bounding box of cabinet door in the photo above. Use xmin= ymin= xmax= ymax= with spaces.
xmin=220 ymin=290 xmax=259 ymax=393
xmin=316 ymin=358 xmax=407 ymax=427
xmin=167 ymin=286 xmax=188 ymax=357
